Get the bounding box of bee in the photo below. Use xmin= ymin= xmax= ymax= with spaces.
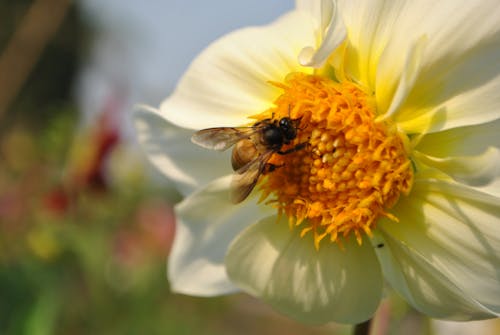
xmin=191 ymin=117 xmax=306 ymax=203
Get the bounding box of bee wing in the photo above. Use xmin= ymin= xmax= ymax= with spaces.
xmin=230 ymin=151 xmax=273 ymax=203
xmin=191 ymin=127 xmax=256 ymax=151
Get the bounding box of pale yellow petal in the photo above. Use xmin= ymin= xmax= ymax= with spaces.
xmin=133 ymin=106 xmax=231 ymax=194
xmin=338 ymin=0 xmax=500 ymax=133
xmin=168 ymin=176 xmax=274 ymax=296
xmin=377 ymin=180 xmax=500 ymax=319
xmin=413 ymin=147 xmax=500 ymax=188
xmin=414 ymin=119 xmax=500 ymax=196
xmin=297 ymin=0 xmax=347 ymax=68
xmin=226 ymin=216 xmax=382 ymax=324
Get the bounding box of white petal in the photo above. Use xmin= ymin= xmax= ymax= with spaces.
xmin=377 ymin=180 xmax=500 ymax=319
xmin=159 ymin=10 xmax=315 ymax=130
xmin=414 ymin=118 xmax=500 ymax=196
xmin=338 ymin=0 xmax=413 ymax=89
xmin=376 ymin=36 xmax=427 ymax=122
xmin=474 ymin=177 xmax=500 ymax=200
xmin=297 ymin=0 xmax=347 ymax=68
xmin=133 ymin=106 xmax=231 ymax=195
xmin=376 ymin=231 xmax=496 ymax=320
xmin=226 ymin=216 xmax=382 ymax=324
xmin=413 ymin=147 xmax=500 ymax=188
xmin=378 ymin=0 xmax=500 ymax=133
xmin=397 ymin=47 xmax=500 ymax=133
xmin=415 ymin=118 xmax=500 ymax=157
xmin=338 ymin=0 xmax=500 ymax=133
xmin=168 ymin=176 xmax=274 ymax=296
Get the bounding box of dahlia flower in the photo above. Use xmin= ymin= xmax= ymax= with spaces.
xmin=135 ymin=0 xmax=500 ymax=324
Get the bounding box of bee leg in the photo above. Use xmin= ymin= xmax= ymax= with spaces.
xmin=278 ymin=142 xmax=309 ymax=155
xmin=263 ymin=163 xmax=282 ymax=173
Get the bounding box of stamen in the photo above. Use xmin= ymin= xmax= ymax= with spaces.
xmin=258 ymin=73 xmax=413 ymax=248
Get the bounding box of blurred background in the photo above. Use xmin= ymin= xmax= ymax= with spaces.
xmin=0 ymin=1 xmax=499 ymax=334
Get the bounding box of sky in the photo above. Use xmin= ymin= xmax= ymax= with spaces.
xmin=77 ymin=0 xmax=294 ymax=117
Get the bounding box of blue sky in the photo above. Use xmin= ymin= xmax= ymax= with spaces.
xmin=79 ymin=0 xmax=294 ymax=98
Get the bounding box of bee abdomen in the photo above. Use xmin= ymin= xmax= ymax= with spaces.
xmin=231 ymin=140 xmax=258 ymax=171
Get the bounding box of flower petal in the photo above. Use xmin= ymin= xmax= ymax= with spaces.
xmin=415 ymin=118 xmax=500 ymax=157
xmin=297 ymin=0 xmax=347 ymax=68
xmin=133 ymin=106 xmax=231 ymax=195
xmin=226 ymin=216 xmax=383 ymax=324
xmin=413 ymin=147 xmax=500 ymax=188
xmin=168 ymin=175 xmax=274 ymax=296
xmin=338 ymin=0 xmax=413 ymax=89
xmin=337 ymin=0 xmax=500 ymax=133
xmin=414 ymin=118 xmax=500 ymax=196
xmin=376 ymin=231 xmax=497 ymax=320
xmin=376 ymin=36 xmax=427 ymax=122
xmin=378 ymin=0 xmax=500 ymax=133
xmin=159 ymin=10 xmax=315 ymax=130
xmin=377 ymin=179 xmax=500 ymax=319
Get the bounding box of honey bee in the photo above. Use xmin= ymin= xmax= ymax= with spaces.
xmin=191 ymin=117 xmax=306 ymax=203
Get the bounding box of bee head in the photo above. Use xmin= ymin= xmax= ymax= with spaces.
xmin=279 ymin=117 xmax=299 ymax=141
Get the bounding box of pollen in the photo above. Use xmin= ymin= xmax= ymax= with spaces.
xmin=257 ymin=73 xmax=413 ymax=249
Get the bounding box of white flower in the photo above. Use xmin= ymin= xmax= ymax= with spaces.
xmin=134 ymin=0 xmax=500 ymax=324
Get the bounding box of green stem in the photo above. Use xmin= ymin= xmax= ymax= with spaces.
xmin=353 ymin=318 xmax=372 ymax=335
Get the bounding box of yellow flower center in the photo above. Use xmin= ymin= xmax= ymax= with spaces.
xmin=255 ymin=73 xmax=413 ymax=249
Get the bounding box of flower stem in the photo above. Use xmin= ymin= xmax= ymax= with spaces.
xmin=353 ymin=319 xmax=372 ymax=335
